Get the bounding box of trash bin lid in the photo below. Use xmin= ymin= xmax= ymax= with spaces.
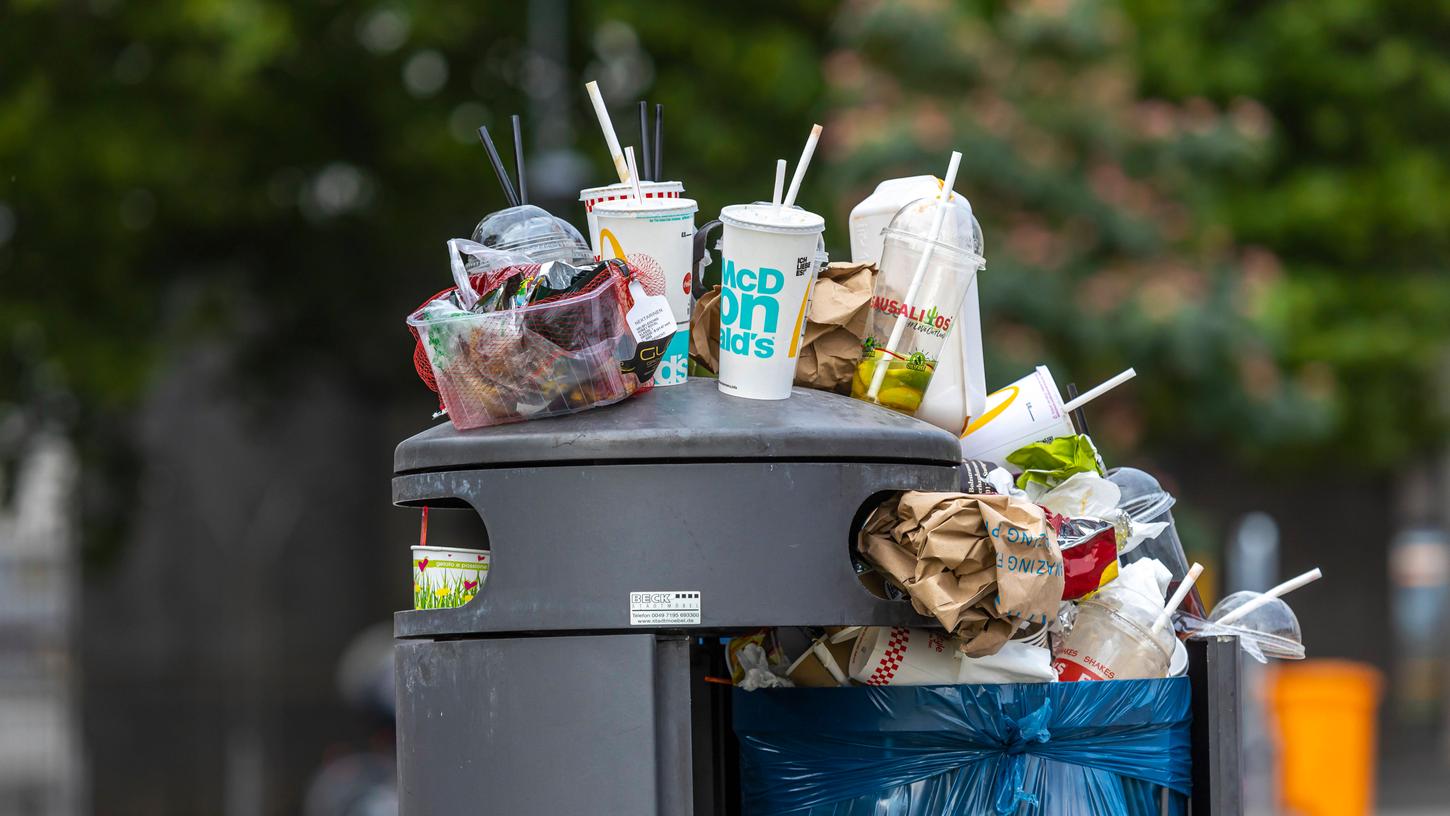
xmin=395 ymin=379 xmax=963 ymax=473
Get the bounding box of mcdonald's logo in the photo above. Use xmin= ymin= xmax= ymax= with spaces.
xmin=960 ymin=385 xmax=1018 ymax=438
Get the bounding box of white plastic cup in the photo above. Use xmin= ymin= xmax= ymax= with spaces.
xmin=1051 ymin=593 xmax=1176 ymax=681
xmin=412 ymin=545 xmax=489 ymax=610
xmin=593 ymin=198 xmax=698 ymax=387
xmin=580 ymin=181 xmax=685 ymax=256
xmin=715 ymin=203 xmax=826 ymax=400
xmin=958 ymin=365 xmax=1074 ymax=469
xmin=848 ymin=626 xmax=962 ymax=686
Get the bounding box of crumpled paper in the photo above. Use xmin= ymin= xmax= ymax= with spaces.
xmin=857 ymin=492 xmax=1065 ymax=657
xmin=688 ymin=262 xmax=877 ymax=392
xmin=1007 ymin=434 xmax=1106 ymax=495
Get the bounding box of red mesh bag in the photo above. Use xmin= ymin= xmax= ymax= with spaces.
xmin=407 ymin=260 xmax=654 ymax=429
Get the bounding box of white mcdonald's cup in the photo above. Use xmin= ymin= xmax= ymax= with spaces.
xmin=594 ymin=198 xmax=699 ymax=386
xmin=958 ymin=365 xmax=1074 ymax=469
xmin=848 ymin=626 xmax=963 ymax=686
xmin=715 ymin=203 xmax=826 ymax=400
xmin=580 ymin=181 xmax=685 ymax=257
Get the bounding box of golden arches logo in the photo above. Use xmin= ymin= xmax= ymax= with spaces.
xmin=786 ymin=284 xmax=812 ymax=358
xmin=960 ymin=386 xmax=1018 ymax=438
xmin=598 ymin=228 xmax=626 ymax=261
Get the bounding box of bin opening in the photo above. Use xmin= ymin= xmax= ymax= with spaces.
xmin=848 ymin=490 xmax=909 ymax=602
xmin=411 ymin=506 xmax=491 ymax=611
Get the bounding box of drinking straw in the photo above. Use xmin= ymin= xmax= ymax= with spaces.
xmin=637 ymin=100 xmax=651 ymax=182
xmin=625 ymin=146 xmax=644 ymax=202
xmin=1065 ymin=383 xmax=1092 ymax=435
xmin=653 ymin=103 xmax=664 ymax=181
xmin=1062 ymin=368 xmax=1137 ymax=413
xmin=511 ymin=114 xmax=528 ymax=205
xmin=779 ymin=124 xmax=823 ymax=211
xmin=476 ymin=125 xmax=519 ymax=207
xmin=585 ymin=80 xmax=631 ymax=183
xmin=770 ymin=159 xmax=787 ymax=207
xmin=865 ymin=150 xmax=963 ymax=400
xmin=419 ymin=507 xmax=430 ymax=548
xmin=1216 ymin=568 xmax=1323 ymax=626
xmin=1152 ymin=562 xmax=1204 ymax=634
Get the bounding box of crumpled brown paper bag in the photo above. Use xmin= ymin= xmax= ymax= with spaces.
xmin=858 ymin=492 xmax=1064 ymax=657
xmin=688 ymin=262 xmax=877 ymax=392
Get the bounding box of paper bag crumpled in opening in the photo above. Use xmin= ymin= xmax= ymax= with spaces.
xmin=688 ymin=262 xmax=877 ymax=392
xmin=858 ymin=492 xmax=1065 ymax=657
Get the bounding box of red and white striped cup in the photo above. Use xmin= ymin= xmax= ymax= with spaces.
xmin=848 ymin=626 xmax=963 ymax=686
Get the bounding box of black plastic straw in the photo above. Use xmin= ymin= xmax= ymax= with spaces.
xmin=653 ymin=103 xmax=663 ymax=181
xmin=477 ymin=125 xmax=519 ymax=207
xmin=511 ymin=115 xmax=527 ymax=205
xmin=1065 ymin=382 xmax=1091 ymax=436
xmin=637 ymin=101 xmax=651 ymax=182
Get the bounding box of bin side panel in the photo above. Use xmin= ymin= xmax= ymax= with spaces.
xmin=396 ymin=635 xmax=669 ymax=815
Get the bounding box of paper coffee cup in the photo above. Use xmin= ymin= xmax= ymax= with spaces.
xmin=958 ymin=365 xmax=1074 ymax=469
xmin=715 ymin=203 xmax=826 ymax=400
xmin=848 ymin=626 xmax=963 ymax=686
xmin=595 ymin=198 xmax=698 ymax=387
xmin=580 ymin=181 xmax=685 ymax=256
xmin=412 ymin=545 xmax=489 ymax=610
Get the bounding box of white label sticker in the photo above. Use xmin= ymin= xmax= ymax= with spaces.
xmin=629 ymin=591 xmax=701 ymax=625
xmin=626 ymin=280 xmax=676 ymax=342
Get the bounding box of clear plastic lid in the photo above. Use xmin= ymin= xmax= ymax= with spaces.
xmin=471 ymin=204 xmax=594 ymax=266
xmin=1203 ymin=591 xmax=1305 ymax=660
xmin=882 ymin=194 xmax=986 ymax=269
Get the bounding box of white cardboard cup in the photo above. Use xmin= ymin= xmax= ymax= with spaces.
xmin=594 ymin=198 xmax=698 ymax=387
xmin=580 ymin=181 xmax=685 ymax=255
xmin=958 ymin=365 xmax=1074 ymax=469
xmin=412 ymin=545 xmax=489 ymax=610
xmin=848 ymin=626 xmax=962 ymax=686
xmin=715 ymin=203 xmax=826 ymax=400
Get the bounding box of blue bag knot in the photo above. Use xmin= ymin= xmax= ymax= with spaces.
xmin=993 ymin=699 xmax=1054 ymax=813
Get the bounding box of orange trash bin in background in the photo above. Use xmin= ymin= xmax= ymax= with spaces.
xmin=1268 ymin=660 xmax=1383 ymax=816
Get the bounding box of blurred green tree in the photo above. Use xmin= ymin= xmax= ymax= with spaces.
xmin=825 ymin=0 xmax=1448 ymax=468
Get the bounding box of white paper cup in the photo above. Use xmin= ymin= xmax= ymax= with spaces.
xmin=715 ymin=203 xmax=826 ymax=400
xmin=580 ymin=181 xmax=685 ymax=256
xmin=958 ymin=365 xmax=1074 ymax=469
xmin=848 ymin=626 xmax=963 ymax=686
xmin=594 ymin=198 xmax=698 ymax=387
xmin=412 ymin=545 xmax=489 ymax=610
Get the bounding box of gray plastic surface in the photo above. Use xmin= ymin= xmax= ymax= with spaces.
xmin=396 ymin=634 xmax=691 ymax=815
xmin=394 ymin=460 xmax=952 ymax=636
xmin=395 ymin=379 xmax=963 ymax=473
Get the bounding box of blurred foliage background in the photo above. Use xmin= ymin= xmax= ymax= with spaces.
xmin=2 ymin=0 xmax=1449 ymax=809
xmin=4 ymin=0 xmax=1446 ymax=493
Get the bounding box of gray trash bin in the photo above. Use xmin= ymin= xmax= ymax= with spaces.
xmin=392 ymin=380 xmax=964 ymax=815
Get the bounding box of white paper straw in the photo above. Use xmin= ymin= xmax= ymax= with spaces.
xmin=771 ymin=159 xmax=786 ymax=207
xmin=585 ymin=80 xmax=631 ymax=184
xmin=1062 ymin=368 xmax=1137 ymax=413
xmin=625 ymin=147 xmax=644 ymax=202
xmin=1152 ymin=562 xmax=1204 ymax=634
xmin=866 ymin=150 xmax=963 ymax=400
xmin=780 ymin=124 xmax=822 ymax=211
xmin=1216 ymin=568 xmax=1323 ymax=626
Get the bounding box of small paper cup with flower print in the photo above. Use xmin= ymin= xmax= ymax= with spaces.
xmin=412 ymin=545 xmax=490 ymax=610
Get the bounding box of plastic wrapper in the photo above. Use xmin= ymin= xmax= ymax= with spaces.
xmin=408 ymin=258 xmax=662 ymax=429
xmin=1048 ymin=511 xmax=1120 ymax=600
xmin=734 ymin=678 xmax=1190 ymax=815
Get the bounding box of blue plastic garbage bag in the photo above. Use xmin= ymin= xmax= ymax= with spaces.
xmin=734 ymin=678 xmax=1190 ymax=815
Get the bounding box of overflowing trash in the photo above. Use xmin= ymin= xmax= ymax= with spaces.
xmin=397 ymin=79 xmax=1325 ymax=815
